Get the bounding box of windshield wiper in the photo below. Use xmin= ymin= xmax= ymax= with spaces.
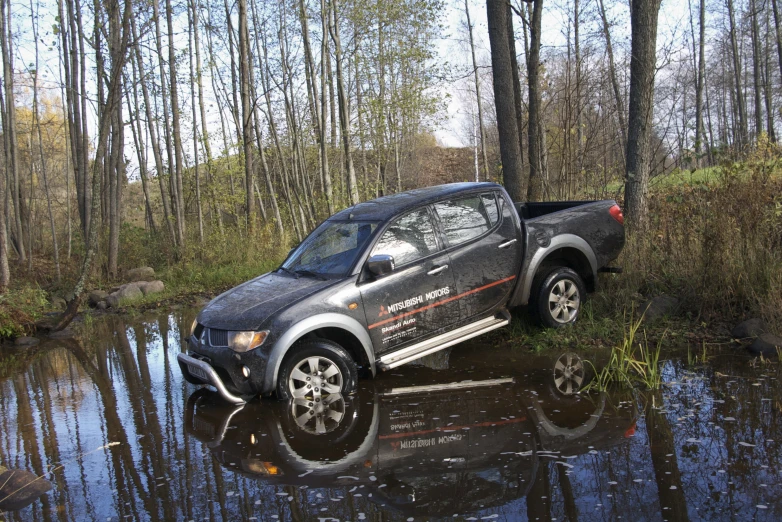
xmin=276 ymin=266 xmax=299 ymax=278
xmin=294 ymin=269 xmax=327 ymax=280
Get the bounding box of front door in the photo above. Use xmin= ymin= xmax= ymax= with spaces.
xmin=359 ymin=208 xmax=459 ymax=354
xmin=433 ymin=192 xmax=522 ymax=321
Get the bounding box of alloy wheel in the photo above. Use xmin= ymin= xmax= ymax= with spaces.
xmin=548 ymin=279 xmax=580 ymax=323
xmin=287 ymin=356 xmax=344 ymax=401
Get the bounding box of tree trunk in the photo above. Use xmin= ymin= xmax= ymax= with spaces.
xmin=238 ymin=0 xmax=255 ymax=233
xmin=188 ymin=1 xmax=204 ymax=243
xmin=727 ymin=0 xmax=749 ymax=148
xmin=694 ymin=0 xmax=706 ymax=165
xmin=486 ymin=0 xmax=525 ymax=201
xmin=624 ymin=0 xmax=662 ymax=232
xmin=1 ymin=0 xmax=26 ymax=262
xmin=151 ymin=0 xmax=179 ymax=247
xmin=764 ymin=8 xmax=777 ymax=142
xmin=330 ymin=0 xmax=360 ymax=206
xmin=750 ymin=0 xmax=763 ymax=137
xmin=526 ymin=0 xmax=545 ymax=201
xmin=465 ymin=0 xmax=490 ymax=181
xmin=507 ymin=4 xmax=526 ymax=180
xmin=597 ymin=0 xmax=627 ymax=153
xmin=773 ymin=0 xmax=782 ymax=82
xmin=131 ymin=16 xmax=175 ymax=243
xmin=166 ymin=0 xmax=186 ymax=246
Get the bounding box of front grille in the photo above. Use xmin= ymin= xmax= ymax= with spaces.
xmin=207 ymin=328 xmax=229 ymax=347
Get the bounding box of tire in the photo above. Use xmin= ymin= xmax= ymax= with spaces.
xmin=532 ymin=266 xmax=586 ymax=328
xmin=276 ymin=339 xmax=358 ymax=400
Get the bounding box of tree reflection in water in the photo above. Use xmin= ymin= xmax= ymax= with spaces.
xmin=0 ymin=312 xmax=779 ymax=521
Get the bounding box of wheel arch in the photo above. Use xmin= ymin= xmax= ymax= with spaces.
xmin=264 ymin=314 xmax=376 ymax=392
xmin=520 ymin=234 xmax=597 ymax=306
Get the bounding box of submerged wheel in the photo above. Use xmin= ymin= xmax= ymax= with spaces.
xmin=552 ymin=352 xmax=586 ymax=395
xmin=276 ymin=340 xmax=358 ymax=401
xmin=533 ymin=267 xmax=586 ymax=328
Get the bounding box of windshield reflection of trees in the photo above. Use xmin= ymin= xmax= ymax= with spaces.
xmin=0 ymin=316 xmax=780 ymax=521
xmin=287 ymin=221 xmax=376 ymax=275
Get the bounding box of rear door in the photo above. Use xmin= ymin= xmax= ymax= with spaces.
xmin=433 ymin=192 xmax=522 ymax=321
xmin=359 ymin=207 xmax=459 ymax=354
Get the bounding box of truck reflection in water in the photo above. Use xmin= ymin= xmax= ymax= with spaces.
xmin=185 ymin=366 xmax=637 ymax=518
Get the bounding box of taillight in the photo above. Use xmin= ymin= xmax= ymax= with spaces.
xmin=624 ymin=422 xmax=636 ymax=438
xmin=609 ymin=204 xmax=624 ymax=225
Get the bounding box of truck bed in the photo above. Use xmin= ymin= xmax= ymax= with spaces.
xmin=515 ymin=201 xmax=595 ymax=220
xmin=508 ymin=199 xmax=625 ymax=308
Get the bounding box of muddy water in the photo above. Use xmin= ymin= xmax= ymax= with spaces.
xmin=0 ymin=310 xmax=780 ymax=521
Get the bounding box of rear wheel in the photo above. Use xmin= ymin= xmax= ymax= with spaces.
xmin=276 ymin=340 xmax=358 ymax=400
xmin=533 ymin=267 xmax=586 ymax=328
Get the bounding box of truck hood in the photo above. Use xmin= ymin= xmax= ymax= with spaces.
xmin=197 ymin=271 xmax=336 ymax=331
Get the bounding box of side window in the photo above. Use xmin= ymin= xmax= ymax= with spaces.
xmin=434 ymin=196 xmax=491 ymax=246
xmin=481 ymin=193 xmax=499 ymax=225
xmin=371 ymin=209 xmax=438 ymax=267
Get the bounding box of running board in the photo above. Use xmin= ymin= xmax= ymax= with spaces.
xmin=376 ymin=315 xmax=509 ymax=371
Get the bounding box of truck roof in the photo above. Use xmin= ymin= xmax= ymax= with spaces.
xmin=330 ymin=182 xmax=502 ymax=222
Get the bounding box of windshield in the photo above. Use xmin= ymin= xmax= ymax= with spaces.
xmin=281 ymin=220 xmax=378 ymax=277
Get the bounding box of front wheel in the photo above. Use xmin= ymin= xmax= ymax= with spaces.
xmin=533 ymin=267 xmax=586 ymax=328
xmin=276 ymin=340 xmax=358 ymax=400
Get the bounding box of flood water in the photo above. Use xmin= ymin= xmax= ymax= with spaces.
xmin=0 ymin=309 xmax=780 ymax=521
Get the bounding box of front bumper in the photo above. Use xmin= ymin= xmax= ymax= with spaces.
xmin=177 ymin=353 xmax=246 ymax=404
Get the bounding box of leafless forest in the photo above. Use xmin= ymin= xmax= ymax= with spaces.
xmin=0 ymin=0 xmax=779 ymax=304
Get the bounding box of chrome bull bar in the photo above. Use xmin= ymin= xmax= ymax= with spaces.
xmin=177 ymin=353 xmax=246 ymax=405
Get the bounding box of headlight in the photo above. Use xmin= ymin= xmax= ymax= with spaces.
xmin=228 ymin=330 xmax=269 ymax=353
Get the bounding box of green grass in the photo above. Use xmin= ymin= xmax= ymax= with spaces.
xmin=0 ymin=286 xmax=50 ymax=338
xmin=584 ymin=315 xmax=664 ymax=392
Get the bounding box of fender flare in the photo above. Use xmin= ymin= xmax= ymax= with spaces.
xmin=519 ymin=234 xmax=597 ymax=306
xmin=264 ymin=313 xmax=376 ymax=392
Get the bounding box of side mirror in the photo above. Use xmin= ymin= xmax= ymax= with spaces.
xmin=367 ymin=254 xmax=394 ymax=276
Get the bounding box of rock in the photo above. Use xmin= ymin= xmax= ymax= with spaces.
xmin=88 ymin=290 xmax=109 ymax=307
xmin=51 ymin=297 xmax=67 ymax=310
xmin=114 ymin=283 xmax=143 ymax=302
xmin=748 ymin=333 xmax=782 ymax=358
xmin=48 ymin=328 xmax=75 ymax=340
xmin=0 ymin=468 xmax=53 ymax=511
xmin=731 ymin=318 xmax=768 ymax=339
xmin=638 ymin=295 xmax=680 ymax=322
xmin=137 ymin=280 xmax=165 ymax=296
xmin=96 ymin=301 xmax=108 ymax=310
xmin=127 ymin=266 xmax=155 ymax=282
xmin=106 ymin=283 xmax=143 ymax=308
xmin=14 ymin=336 xmax=40 ymax=347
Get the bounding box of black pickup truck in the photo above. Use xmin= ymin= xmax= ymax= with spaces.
xmin=178 ymin=182 xmax=624 ymax=403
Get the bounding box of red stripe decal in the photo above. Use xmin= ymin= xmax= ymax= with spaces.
xmin=378 ymin=417 xmax=527 ymax=440
xmin=367 ymin=275 xmax=516 ymax=330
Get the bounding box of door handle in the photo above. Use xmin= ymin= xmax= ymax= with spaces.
xmin=498 ymin=239 xmax=518 ymax=249
xmin=427 ymin=265 xmax=448 ymax=276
